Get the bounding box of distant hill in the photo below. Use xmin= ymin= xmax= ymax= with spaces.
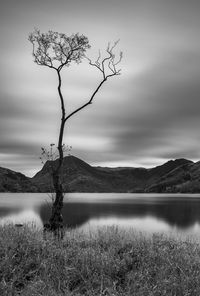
xmin=1 ymin=156 xmax=200 ymax=192
xmin=31 ymin=156 xmax=198 ymax=193
xmin=0 ymin=167 xmax=38 ymax=192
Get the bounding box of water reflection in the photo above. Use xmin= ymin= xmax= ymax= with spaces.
xmin=1 ymin=193 xmax=200 ymax=234
xmin=40 ymin=196 xmax=200 ymax=230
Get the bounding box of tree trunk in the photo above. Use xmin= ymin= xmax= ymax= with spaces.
xmin=48 ymin=70 xmax=65 ymax=239
xmin=48 ymin=170 xmax=64 ymax=239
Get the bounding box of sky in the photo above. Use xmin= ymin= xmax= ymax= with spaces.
xmin=1 ymin=0 xmax=200 ymax=177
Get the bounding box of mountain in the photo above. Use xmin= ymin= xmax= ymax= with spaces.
xmin=0 ymin=167 xmax=38 ymax=192
xmin=1 ymin=156 xmax=200 ymax=192
xmin=32 ymin=156 xmax=138 ymax=192
xmin=145 ymin=158 xmax=194 ymax=192
xmin=31 ymin=156 xmax=198 ymax=193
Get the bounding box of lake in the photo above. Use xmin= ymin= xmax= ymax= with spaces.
xmin=1 ymin=193 xmax=200 ymax=235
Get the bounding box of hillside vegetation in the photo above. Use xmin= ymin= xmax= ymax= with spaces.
xmin=1 ymin=156 xmax=200 ymax=192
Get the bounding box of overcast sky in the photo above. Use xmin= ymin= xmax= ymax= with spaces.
xmin=1 ymin=0 xmax=200 ymax=176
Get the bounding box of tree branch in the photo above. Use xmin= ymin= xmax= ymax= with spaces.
xmin=28 ymin=29 xmax=90 ymax=71
xmin=64 ymin=78 xmax=107 ymax=122
xmin=64 ymin=41 xmax=122 ymax=121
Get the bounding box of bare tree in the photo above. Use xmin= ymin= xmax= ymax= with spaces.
xmin=29 ymin=29 xmax=122 ymax=235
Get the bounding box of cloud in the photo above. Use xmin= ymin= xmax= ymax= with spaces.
xmin=101 ymin=49 xmax=200 ymax=162
xmin=1 ymin=0 xmax=200 ymax=174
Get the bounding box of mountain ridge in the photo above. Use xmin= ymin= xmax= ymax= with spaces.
xmin=0 ymin=156 xmax=200 ymax=193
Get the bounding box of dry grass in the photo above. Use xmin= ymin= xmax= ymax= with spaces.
xmin=0 ymin=224 xmax=200 ymax=295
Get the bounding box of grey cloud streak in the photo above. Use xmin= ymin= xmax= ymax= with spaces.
xmin=103 ymin=50 xmax=200 ymax=163
xmin=1 ymin=0 xmax=200 ymax=175
xmin=70 ymin=48 xmax=200 ymax=167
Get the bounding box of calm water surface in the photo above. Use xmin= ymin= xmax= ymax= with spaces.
xmin=1 ymin=193 xmax=200 ymax=235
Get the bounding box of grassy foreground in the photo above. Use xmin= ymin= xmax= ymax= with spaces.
xmin=0 ymin=225 xmax=200 ymax=295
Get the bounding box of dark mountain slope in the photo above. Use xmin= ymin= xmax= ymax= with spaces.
xmin=1 ymin=156 xmax=200 ymax=192
xmin=32 ymin=156 xmax=135 ymax=192
xmin=148 ymin=158 xmax=192 ymax=177
xmin=31 ymin=156 xmax=196 ymax=193
xmin=0 ymin=167 xmax=38 ymax=192
xmin=146 ymin=159 xmax=194 ymax=192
